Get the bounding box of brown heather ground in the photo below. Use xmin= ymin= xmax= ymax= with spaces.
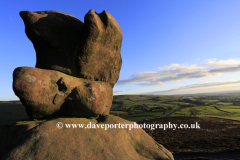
xmin=139 ymin=117 xmax=240 ymax=154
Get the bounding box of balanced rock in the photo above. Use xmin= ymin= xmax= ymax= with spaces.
xmin=19 ymin=10 xmax=84 ymax=77
xmin=20 ymin=9 xmax=122 ymax=88
xmin=13 ymin=67 xmax=113 ymax=119
xmin=0 ymin=116 xmax=174 ymax=160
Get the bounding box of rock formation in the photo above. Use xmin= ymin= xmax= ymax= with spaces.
xmin=2 ymin=9 xmax=175 ymax=160
xmin=15 ymin=9 xmax=122 ymax=119
xmin=19 ymin=9 xmax=122 ymax=88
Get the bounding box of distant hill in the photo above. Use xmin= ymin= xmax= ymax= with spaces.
xmin=175 ymin=90 xmax=240 ymax=96
xmin=0 ymin=100 xmax=21 ymax=103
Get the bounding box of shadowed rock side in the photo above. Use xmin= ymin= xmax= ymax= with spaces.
xmin=13 ymin=67 xmax=113 ymax=119
xmin=0 ymin=116 xmax=174 ymax=160
xmin=19 ymin=10 xmax=84 ymax=77
xmin=20 ymin=9 xmax=122 ymax=88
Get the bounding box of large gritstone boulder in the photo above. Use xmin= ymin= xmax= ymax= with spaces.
xmin=19 ymin=10 xmax=84 ymax=77
xmin=0 ymin=116 xmax=174 ymax=160
xmin=20 ymin=9 xmax=122 ymax=87
xmin=13 ymin=67 xmax=113 ymax=119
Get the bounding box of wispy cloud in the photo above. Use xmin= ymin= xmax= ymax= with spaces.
xmin=116 ymin=58 xmax=240 ymax=86
xmin=113 ymin=90 xmax=124 ymax=94
xmin=113 ymin=89 xmax=132 ymax=94
xmin=147 ymin=80 xmax=240 ymax=94
xmin=204 ymin=58 xmax=217 ymax=62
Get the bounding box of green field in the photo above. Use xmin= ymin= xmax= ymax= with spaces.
xmin=168 ymin=102 xmax=190 ymax=105
xmin=122 ymin=111 xmax=164 ymax=122
xmin=109 ymin=111 xmax=128 ymax=115
xmin=172 ymin=105 xmax=222 ymax=117
xmin=202 ymin=99 xmax=220 ymax=103
xmin=217 ymin=102 xmax=233 ymax=105
xmin=111 ymin=103 xmax=122 ymax=109
xmin=172 ymin=105 xmax=240 ymax=121
xmin=112 ymin=95 xmax=240 ymax=122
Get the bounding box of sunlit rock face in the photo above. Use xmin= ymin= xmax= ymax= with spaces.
xmin=13 ymin=67 xmax=113 ymax=119
xmin=19 ymin=9 xmax=122 ymax=88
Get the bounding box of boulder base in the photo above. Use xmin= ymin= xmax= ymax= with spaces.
xmin=1 ymin=116 xmax=174 ymax=160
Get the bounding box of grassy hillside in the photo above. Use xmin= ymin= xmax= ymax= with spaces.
xmin=111 ymin=94 xmax=240 ymax=122
xmin=172 ymin=105 xmax=240 ymax=121
xmin=0 ymin=94 xmax=240 ymax=125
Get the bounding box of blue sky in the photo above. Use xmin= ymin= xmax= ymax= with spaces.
xmin=1 ymin=0 xmax=240 ymax=101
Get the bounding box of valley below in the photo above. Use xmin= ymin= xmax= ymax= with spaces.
xmin=1 ymin=93 xmax=240 ymax=160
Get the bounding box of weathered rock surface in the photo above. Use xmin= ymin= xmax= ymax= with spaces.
xmin=13 ymin=67 xmax=113 ymax=119
xmin=19 ymin=10 xmax=84 ymax=77
xmin=20 ymin=9 xmax=122 ymax=88
xmin=77 ymin=9 xmax=123 ymax=88
xmin=0 ymin=116 xmax=174 ymax=160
